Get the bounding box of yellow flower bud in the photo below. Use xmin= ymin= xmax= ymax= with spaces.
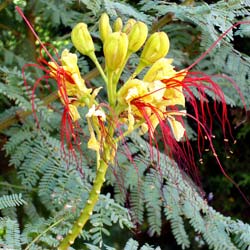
xmin=140 ymin=32 xmax=170 ymax=66
xmin=127 ymin=21 xmax=148 ymax=53
xmin=123 ymin=18 xmax=136 ymax=34
xmin=103 ymin=32 xmax=128 ymax=71
xmin=71 ymin=23 xmax=95 ymax=56
xmin=143 ymin=58 xmax=174 ymax=82
xmin=113 ymin=17 xmax=123 ymax=32
xmin=99 ymin=13 xmax=112 ymax=42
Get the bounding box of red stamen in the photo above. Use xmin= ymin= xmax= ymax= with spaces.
xmin=16 ymin=6 xmax=82 ymax=166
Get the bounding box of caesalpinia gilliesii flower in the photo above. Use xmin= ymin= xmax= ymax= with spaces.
xmin=48 ymin=49 xmax=92 ymax=122
xmin=18 ymin=7 xmax=248 ymax=249
xmin=117 ymin=57 xmax=187 ymax=141
xmin=49 ymin=11 xmax=235 ymax=183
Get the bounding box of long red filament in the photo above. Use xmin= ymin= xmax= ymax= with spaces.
xmin=16 ymin=6 xmax=58 ymax=65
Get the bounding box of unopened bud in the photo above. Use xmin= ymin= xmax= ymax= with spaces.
xmin=128 ymin=21 xmax=148 ymax=53
xmin=71 ymin=23 xmax=95 ymax=56
xmin=140 ymin=32 xmax=170 ymax=66
xmin=103 ymin=32 xmax=128 ymax=71
xmin=113 ymin=17 xmax=123 ymax=32
xmin=123 ymin=18 xmax=136 ymax=34
xmin=99 ymin=13 xmax=112 ymax=42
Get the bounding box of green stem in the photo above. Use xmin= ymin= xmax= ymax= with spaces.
xmin=107 ymin=70 xmax=116 ymax=108
xmin=57 ymin=158 xmax=109 ymax=250
xmin=133 ymin=61 xmax=147 ymax=78
xmin=89 ymin=53 xmax=108 ymax=85
xmin=25 ymin=216 xmax=66 ymax=250
xmin=113 ymin=52 xmax=132 ymax=86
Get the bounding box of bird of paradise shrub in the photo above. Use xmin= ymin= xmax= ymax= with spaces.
xmin=16 ymin=7 xmax=249 ymax=250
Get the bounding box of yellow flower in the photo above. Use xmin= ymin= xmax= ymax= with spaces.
xmin=60 ymin=49 xmax=87 ymax=94
xmin=86 ymin=105 xmax=106 ymax=152
xmin=86 ymin=104 xmax=106 ymax=121
xmin=117 ymin=79 xmax=149 ymax=106
xmin=164 ymin=86 xmax=185 ymax=107
xmin=143 ymin=58 xmax=186 ymax=107
xmin=162 ymin=70 xmax=186 ymax=107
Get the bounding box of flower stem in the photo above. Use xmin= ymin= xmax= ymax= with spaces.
xmin=89 ymin=53 xmax=108 ymax=84
xmin=57 ymin=158 xmax=108 ymax=250
xmin=107 ymin=70 xmax=116 ymax=108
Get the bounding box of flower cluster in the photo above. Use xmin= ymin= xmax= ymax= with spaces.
xmin=60 ymin=13 xmax=188 ymax=159
xmin=44 ymin=13 xmax=236 ymax=176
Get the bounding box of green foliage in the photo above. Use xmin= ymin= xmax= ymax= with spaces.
xmin=124 ymin=238 xmax=161 ymax=250
xmin=0 ymin=193 xmax=26 ymax=210
xmin=0 ymin=0 xmax=250 ymax=249
xmin=0 ymin=217 xmax=21 ymax=250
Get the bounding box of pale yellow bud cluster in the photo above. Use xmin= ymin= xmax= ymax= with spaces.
xmin=98 ymin=14 xmax=149 ymax=74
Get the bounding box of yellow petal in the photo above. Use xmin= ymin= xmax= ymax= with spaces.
xmin=148 ymin=80 xmax=166 ymax=103
xmin=69 ymin=104 xmax=81 ymax=122
xmin=61 ymin=49 xmax=80 ymax=75
xmin=87 ymin=132 xmax=100 ymax=152
xmin=143 ymin=58 xmax=174 ymax=82
xmin=164 ymin=86 xmax=185 ymax=107
xmin=117 ymin=79 xmax=149 ymax=106
xmin=167 ymin=116 xmax=185 ymax=141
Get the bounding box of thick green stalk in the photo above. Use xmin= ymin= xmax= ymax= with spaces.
xmin=107 ymin=70 xmax=116 ymax=108
xmin=57 ymin=158 xmax=108 ymax=250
